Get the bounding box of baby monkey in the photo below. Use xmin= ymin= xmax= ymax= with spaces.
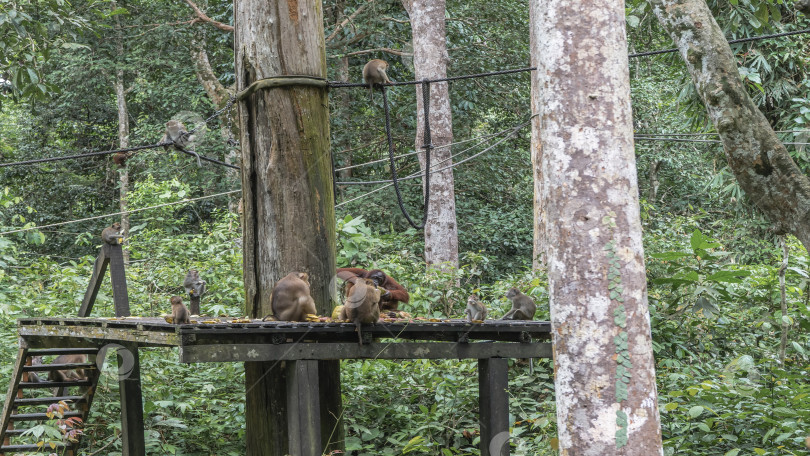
xmin=464 ymin=294 xmax=487 ymax=322
xmin=171 ymin=295 xmax=191 ymax=324
xmin=500 ymin=288 xmax=536 ymax=320
xmin=101 ymin=222 xmax=123 ymax=245
xmin=339 ymin=278 xmax=381 ymax=344
xmin=266 ymin=272 xmax=317 ymax=322
xmin=362 ymin=59 xmax=392 ymax=102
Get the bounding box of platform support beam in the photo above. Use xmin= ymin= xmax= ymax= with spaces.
xmin=287 ymin=361 xmax=321 ymax=455
xmin=479 ymin=358 xmax=510 ymax=456
xmin=118 ymin=342 xmax=144 ymax=456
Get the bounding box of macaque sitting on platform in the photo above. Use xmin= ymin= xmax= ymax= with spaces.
xmin=336 ymin=268 xmax=409 ymax=313
xmin=465 ymin=295 xmax=487 ymax=322
xmin=266 ymin=272 xmax=317 ymax=322
xmin=171 ymin=296 xmax=191 ymax=324
xmin=101 ymin=222 xmax=123 ymax=245
xmin=500 ymin=288 xmax=536 ymax=320
xmin=339 ymin=278 xmax=381 ymax=344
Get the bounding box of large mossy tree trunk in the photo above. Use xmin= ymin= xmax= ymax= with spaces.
xmin=650 ymin=0 xmax=810 ymax=253
xmin=529 ymin=0 xmax=545 ymax=270
xmin=234 ymin=0 xmax=341 ymax=454
xmin=534 ymin=0 xmax=664 ymax=453
xmin=402 ymin=0 xmax=460 ymax=273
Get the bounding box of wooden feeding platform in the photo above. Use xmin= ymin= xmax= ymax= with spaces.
xmin=1 ymin=244 xmax=552 ymax=455
xmin=16 ymin=316 xmax=552 ymax=362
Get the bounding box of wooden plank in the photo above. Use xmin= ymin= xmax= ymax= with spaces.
xmin=25 ymin=348 xmax=100 ymax=356
xmin=479 ymin=358 xmax=510 ymax=456
xmin=180 ymin=342 xmax=553 ymax=363
xmin=19 ymin=325 xmax=179 ymax=348
xmin=286 ymin=361 xmax=321 ymax=456
xmin=245 ymin=362 xmax=288 ymax=456
xmin=107 ymin=243 xmax=131 ymax=317
xmin=79 ymin=248 xmax=109 ymax=318
xmin=118 ymin=342 xmax=145 ymax=456
xmin=0 ymin=348 xmax=27 ymax=450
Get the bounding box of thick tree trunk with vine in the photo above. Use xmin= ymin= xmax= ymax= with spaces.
xmin=650 ymin=0 xmax=810 ymax=254
xmin=113 ymin=10 xmax=130 ymax=265
xmin=530 ymin=0 xmax=545 ymax=270
xmin=235 ymin=0 xmax=340 ymax=454
xmin=402 ymin=0 xmax=459 ymax=272
xmin=535 ymin=0 xmax=663 ymax=454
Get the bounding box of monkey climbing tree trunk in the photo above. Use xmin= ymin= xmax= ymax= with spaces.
xmin=529 ymin=0 xmax=545 ymax=270
xmin=234 ymin=0 xmax=341 ymax=454
xmin=650 ymin=0 xmax=810 ymax=254
xmin=534 ymin=0 xmax=664 ymax=454
xmin=402 ymin=0 xmax=460 ymax=273
xmin=113 ymin=9 xmax=130 ymax=265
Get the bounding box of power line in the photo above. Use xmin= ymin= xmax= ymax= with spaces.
xmin=0 ymin=143 xmax=165 ymax=168
xmin=629 ymin=27 xmax=810 ymax=58
xmin=0 ymin=189 xmax=241 ymax=237
xmin=335 ymin=118 xmax=531 ymax=206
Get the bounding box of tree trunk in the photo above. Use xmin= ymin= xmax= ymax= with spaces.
xmin=648 ymin=159 xmax=663 ymax=203
xmin=191 ymin=40 xmax=241 ymax=211
xmin=402 ymin=0 xmax=459 ymax=272
xmin=535 ymin=0 xmax=664 ymax=454
xmin=113 ymin=7 xmax=130 ymax=265
xmin=650 ymin=0 xmax=810 ymax=253
xmin=530 ymin=0 xmax=545 ymax=270
xmin=234 ymin=0 xmax=340 ymax=454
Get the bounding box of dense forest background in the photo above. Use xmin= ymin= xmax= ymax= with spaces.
xmin=1 ymin=0 xmax=809 ymax=454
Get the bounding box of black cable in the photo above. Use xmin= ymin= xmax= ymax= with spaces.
xmin=382 ymin=81 xmax=430 ymax=230
xmin=0 ymin=143 xmax=165 ymax=168
xmin=630 ymin=27 xmax=810 ymax=58
xmin=174 ymin=145 xmax=241 ymax=170
xmin=328 ymin=67 xmax=534 ymax=89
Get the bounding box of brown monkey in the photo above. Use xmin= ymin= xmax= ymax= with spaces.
xmin=159 ymin=120 xmax=191 ymax=152
xmin=48 ymin=355 xmax=89 ymax=382
xmin=25 ymin=356 xmax=44 ymax=383
xmin=112 ymin=152 xmax=132 ymax=167
xmin=101 ymin=222 xmax=123 ymax=245
xmin=339 ymin=278 xmax=381 ymax=344
xmin=465 ymin=295 xmax=487 ymax=322
xmin=797 ymin=0 xmax=810 ymax=15
xmin=171 ymin=295 xmax=190 ymax=324
xmin=337 ymin=268 xmax=408 ymax=312
xmin=267 ymin=272 xmax=317 ymax=322
xmin=501 ymin=288 xmax=536 ymax=320
xmin=362 ymin=59 xmax=392 ymax=102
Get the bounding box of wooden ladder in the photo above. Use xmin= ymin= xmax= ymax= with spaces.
xmin=0 ymin=348 xmax=101 ymax=455
xmin=0 ymin=242 xmax=130 ymax=455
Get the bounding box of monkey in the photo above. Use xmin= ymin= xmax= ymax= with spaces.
xmin=337 ymin=268 xmax=408 ymax=313
xmin=48 ymin=355 xmax=89 ymax=383
xmin=464 ymin=294 xmax=487 ymax=322
xmin=112 ymin=152 xmax=133 ymax=167
xmin=101 ymin=222 xmax=123 ymax=245
xmin=797 ymin=0 xmax=810 ymax=15
xmin=25 ymin=356 xmax=44 ymax=383
xmin=362 ymin=59 xmax=392 ymax=102
xmin=339 ymin=278 xmax=381 ymax=344
xmin=266 ymin=272 xmax=318 ymax=322
xmin=500 ymin=288 xmax=537 ymax=320
xmin=171 ymin=295 xmax=191 ymax=324
xmin=159 ymin=120 xmax=192 ymax=152
xmin=183 ymin=269 xmax=206 ymax=299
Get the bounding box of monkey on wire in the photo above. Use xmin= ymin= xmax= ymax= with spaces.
xmin=362 ymin=59 xmax=392 ymax=102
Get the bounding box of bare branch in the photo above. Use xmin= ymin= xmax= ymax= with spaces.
xmin=326 ymin=1 xmax=374 ymax=43
xmin=342 ymin=47 xmax=413 ymax=57
xmin=183 ymin=0 xmax=234 ymax=32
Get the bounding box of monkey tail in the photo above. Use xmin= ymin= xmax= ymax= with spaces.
xmin=355 ymin=320 xmax=364 ymax=344
xmin=368 ymin=85 xmax=375 ymax=103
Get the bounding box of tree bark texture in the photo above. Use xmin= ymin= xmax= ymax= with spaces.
xmin=113 ymin=11 xmax=130 ymax=265
xmin=530 ymin=0 xmax=545 ymax=270
xmin=535 ymin=1 xmax=664 ymax=454
xmin=234 ymin=0 xmax=340 ymax=454
xmin=402 ymin=0 xmax=459 ymax=271
xmin=650 ymin=0 xmax=810 ymax=253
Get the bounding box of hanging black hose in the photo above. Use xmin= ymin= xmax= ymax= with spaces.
xmin=382 ymin=81 xmax=431 ymax=229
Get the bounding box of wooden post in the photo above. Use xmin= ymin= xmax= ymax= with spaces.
xmin=189 ymin=296 xmax=201 ymax=316
xmin=286 ymin=361 xmax=321 ymax=455
xmin=478 ymin=358 xmax=509 ymax=456
xmin=79 ymin=243 xmax=130 ymax=317
xmin=117 ymin=342 xmax=144 ymax=456
xmin=234 ymin=0 xmax=339 ymax=454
